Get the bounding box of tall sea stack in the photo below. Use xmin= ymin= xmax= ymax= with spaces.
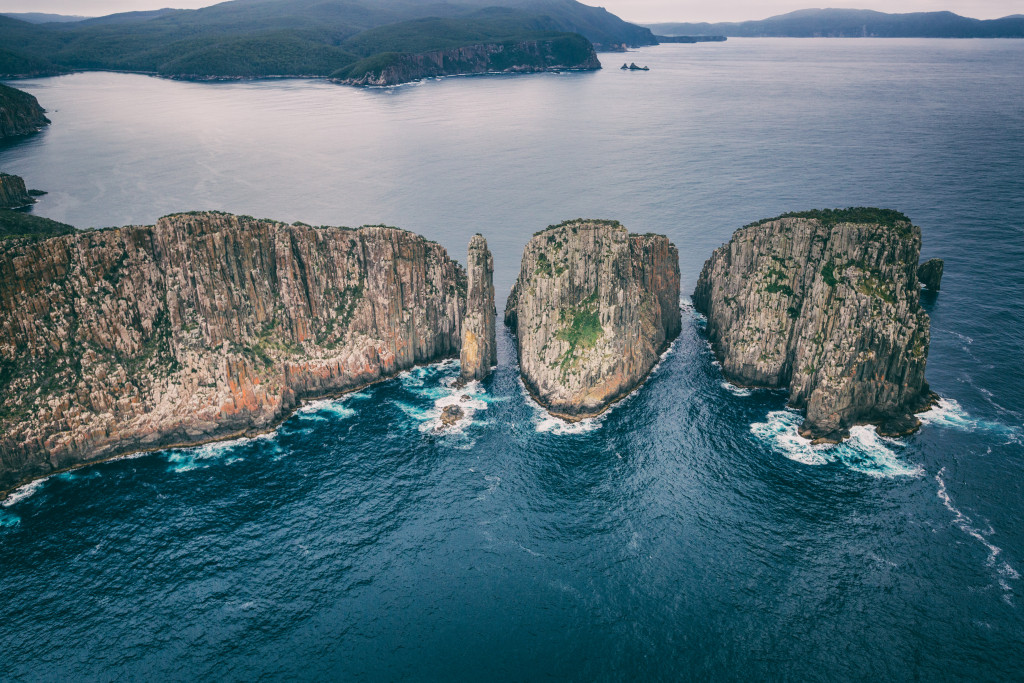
xmin=460 ymin=234 xmax=497 ymax=381
xmin=505 ymin=220 xmax=680 ymax=420
xmin=694 ymin=208 xmax=936 ymax=441
xmin=0 ymin=212 xmax=466 ymax=492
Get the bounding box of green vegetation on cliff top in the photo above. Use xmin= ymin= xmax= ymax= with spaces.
xmin=745 ymin=207 xmax=912 ymax=229
xmin=0 ymin=211 xmax=75 ymax=240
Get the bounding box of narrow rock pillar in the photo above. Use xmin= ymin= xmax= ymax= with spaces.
xmin=460 ymin=234 xmax=497 ymax=381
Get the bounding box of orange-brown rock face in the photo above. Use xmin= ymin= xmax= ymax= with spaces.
xmin=0 ymin=212 xmax=465 ymax=492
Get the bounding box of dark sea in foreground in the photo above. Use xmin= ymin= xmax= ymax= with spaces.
xmin=2 ymin=39 xmax=1023 ymax=681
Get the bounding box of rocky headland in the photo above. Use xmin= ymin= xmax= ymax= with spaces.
xmin=0 ymin=211 xmax=472 ymax=493
xmin=693 ymin=208 xmax=937 ymax=441
xmin=460 ymin=234 xmax=497 ymax=382
xmin=335 ymin=38 xmax=600 ymax=87
xmin=0 ymin=83 xmax=50 ymax=139
xmin=0 ymin=173 xmax=35 ymax=209
xmin=505 ymin=220 xmax=681 ymax=420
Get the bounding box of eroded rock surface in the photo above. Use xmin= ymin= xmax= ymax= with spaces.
xmin=0 ymin=83 xmax=49 ymax=139
xmin=0 ymin=211 xmax=466 ymax=492
xmin=505 ymin=220 xmax=680 ymax=419
xmin=460 ymin=234 xmax=496 ymax=382
xmin=693 ymin=208 xmax=936 ymax=441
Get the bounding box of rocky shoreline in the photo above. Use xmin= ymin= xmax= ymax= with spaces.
xmin=334 ymin=38 xmax=601 ymax=87
xmin=0 ymin=206 xmax=944 ymax=497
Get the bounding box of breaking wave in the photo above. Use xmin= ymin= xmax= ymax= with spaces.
xmin=2 ymin=478 xmax=48 ymax=508
xmin=750 ymin=410 xmax=922 ymax=478
xmin=919 ymin=398 xmax=1021 ymax=445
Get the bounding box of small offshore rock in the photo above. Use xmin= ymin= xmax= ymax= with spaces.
xmin=439 ymin=404 xmax=464 ymax=428
xmin=918 ymin=258 xmax=944 ymax=291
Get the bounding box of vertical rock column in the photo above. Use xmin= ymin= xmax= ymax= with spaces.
xmin=460 ymin=234 xmax=497 ymax=381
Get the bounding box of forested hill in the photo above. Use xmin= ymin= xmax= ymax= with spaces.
xmin=648 ymin=9 xmax=1024 ymax=38
xmin=0 ymin=0 xmax=655 ymax=80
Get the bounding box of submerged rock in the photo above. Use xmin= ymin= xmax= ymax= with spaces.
xmin=694 ymin=208 xmax=936 ymax=441
xmin=460 ymin=234 xmax=497 ymax=382
xmin=0 ymin=173 xmax=35 ymax=209
xmin=918 ymin=258 xmax=944 ymax=291
xmin=505 ymin=219 xmax=680 ymax=420
xmin=0 ymin=211 xmax=467 ymax=493
xmin=0 ymin=83 xmax=50 ymax=139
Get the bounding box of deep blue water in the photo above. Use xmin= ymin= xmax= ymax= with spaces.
xmin=2 ymin=39 xmax=1023 ymax=680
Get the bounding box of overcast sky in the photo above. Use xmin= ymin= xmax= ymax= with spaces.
xmin=1 ymin=1 xmax=1020 ymax=23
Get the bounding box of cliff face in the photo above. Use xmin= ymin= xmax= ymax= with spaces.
xmin=338 ymin=39 xmax=601 ymax=86
xmin=693 ymin=209 xmax=935 ymax=441
xmin=0 ymin=83 xmax=49 ymax=139
xmin=460 ymin=234 xmax=496 ymax=382
xmin=0 ymin=212 xmax=466 ymax=492
xmin=505 ymin=220 xmax=681 ymax=419
xmin=0 ymin=173 xmax=34 ymax=209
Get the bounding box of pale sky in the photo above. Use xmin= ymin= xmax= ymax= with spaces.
xmin=0 ymin=0 xmax=1021 ymax=23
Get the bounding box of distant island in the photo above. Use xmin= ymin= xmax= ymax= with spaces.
xmin=648 ymin=9 xmax=1024 ymax=38
xmin=0 ymin=0 xmax=657 ymax=84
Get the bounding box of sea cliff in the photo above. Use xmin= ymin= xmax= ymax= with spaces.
xmin=336 ymin=37 xmax=600 ymax=86
xmin=693 ymin=208 xmax=936 ymax=441
xmin=0 ymin=212 xmax=466 ymax=492
xmin=505 ymin=220 xmax=680 ymax=419
xmin=0 ymin=83 xmax=49 ymax=139
xmin=0 ymin=173 xmax=34 ymax=209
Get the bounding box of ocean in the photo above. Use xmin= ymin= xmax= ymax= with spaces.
xmin=1 ymin=39 xmax=1023 ymax=680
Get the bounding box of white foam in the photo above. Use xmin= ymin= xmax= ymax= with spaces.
xmin=298 ymin=398 xmax=356 ymax=420
xmin=166 ymin=434 xmax=278 ymax=473
xmin=722 ymin=382 xmax=753 ymax=397
xmin=397 ymin=368 xmax=490 ymax=435
xmin=750 ymin=410 xmax=922 ymax=477
xmin=919 ymin=398 xmax=1022 ymax=444
xmin=2 ymin=478 xmax=48 ymax=507
xmin=918 ymin=398 xmax=977 ymax=430
xmin=936 ymin=468 xmax=1019 ymax=601
xmin=522 ymin=379 xmax=606 ymax=434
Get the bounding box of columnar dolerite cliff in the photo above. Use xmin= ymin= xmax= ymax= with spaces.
xmin=337 ymin=37 xmax=600 ymax=86
xmin=693 ymin=208 xmax=936 ymax=441
xmin=461 ymin=234 xmax=497 ymax=382
xmin=0 ymin=83 xmax=50 ymax=139
xmin=506 ymin=220 xmax=681 ymax=419
xmin=0 ymin=212 xmax=466 ymax=492
xmin=0 ymin=173 xmax=34 ymax=209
